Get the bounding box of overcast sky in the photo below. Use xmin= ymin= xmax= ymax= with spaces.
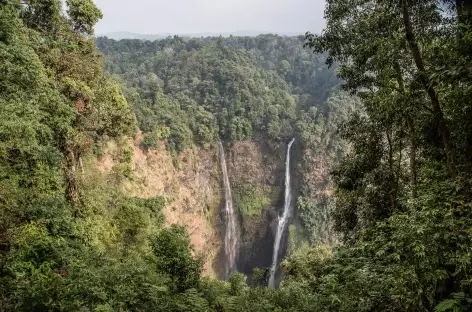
xmin=93 ymin=0 xmax=326 ymax=35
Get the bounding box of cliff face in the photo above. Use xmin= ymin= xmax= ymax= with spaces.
xmin=97 ymin=136 xmax=222 ymax=277
xmin=226 ymin=141 xmax=295 ymax=281
xmin=95 ymin=136 xmax=324 ymax=280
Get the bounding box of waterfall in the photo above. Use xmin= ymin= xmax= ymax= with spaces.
xmin=268 ymin=138 xmax=295 ymax=288
xmin=219 ymin=142 xmax=238 ymax=278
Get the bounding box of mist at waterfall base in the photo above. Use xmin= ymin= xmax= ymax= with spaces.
xmin=219 ymin=142 xmax=239 ymax=280
xmin=268 ymin=138 xmax=295 ymax=288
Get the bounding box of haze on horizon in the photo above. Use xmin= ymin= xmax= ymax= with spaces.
xmin=93 ymin=0 xmax=326 ymax=36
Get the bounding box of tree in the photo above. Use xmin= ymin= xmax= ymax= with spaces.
xmin=298 ymin=0 xmax=472 ymax=310
xmin=152 ymin=226 xmax=203 ymax=293
xmin=66 ymin=0 xmax=103 ymax=35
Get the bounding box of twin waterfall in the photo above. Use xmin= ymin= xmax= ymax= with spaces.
xmin=268 ymin=138 xmax=295 ymax=288
xmin=219 ymin=142 xmax=238 ymax=278
xmin=219 ymin=139 xmax=295 ymax=286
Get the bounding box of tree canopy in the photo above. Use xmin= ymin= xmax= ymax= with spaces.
xmin=2 ymin=0 xmax=472 ymax=310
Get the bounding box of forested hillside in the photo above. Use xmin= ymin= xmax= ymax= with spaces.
xmin=96 ymin=35 xmax=343 ymax=150
xmin=2 ymin=0 xmax=472 ymax=311
xmin=0 ymin=0 xmax=352 ymax=309
xmin=96 ymin=34 xmax=356 ymax=281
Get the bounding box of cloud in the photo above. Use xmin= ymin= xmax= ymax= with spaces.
xmin=93 ymin=0 xmax=326 ymax=35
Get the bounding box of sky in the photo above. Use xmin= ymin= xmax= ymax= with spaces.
xmin=93 ymin=0 xmax=326 ymax=36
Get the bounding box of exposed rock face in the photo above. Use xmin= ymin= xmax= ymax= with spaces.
xmin=96 ymin=136 xmax=333 ymax=281
xmin=97 ymin=136 xmax=221 ymax=277
xmin=227 ymin=141 xmax=288 ymax=281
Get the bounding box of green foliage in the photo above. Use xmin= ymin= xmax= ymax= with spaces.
xmin=279 ymin=0 xmax=472 ymax=311
xmin=140 ymin=125 xmax=172 ymax=151
xmin=141 ymin=131 xmax=160 ymax=150
xmin=229 ymin=272 xmax=247 ymax=296
xmin=233 ymin=184 xmax=271 ymax=216
xmin=113 ymin=196 xmax=165 ymax=250
xmin=7 ymin=0 xmax=472 ymax=310
xmin=96 ymin=36 xmax=352 ymax=265
xmin=435 ymin=293 xmax=471 ymax=312
xmin=96 ymin=35 xmax=342 ymax=153
xmin=110 ymin=144 xmax=133 ymax=180
xmin=152 ymin=225 xmax=204 ymax=293
xmin=0 ymin=2 xmax=197 ymax=311
xmin=66 ymin=0 xmax=102 ymax=35
xmin=295 ymin=91 xmax=359 ymax=245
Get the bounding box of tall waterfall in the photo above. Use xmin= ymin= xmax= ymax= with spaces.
xmin=268 ymin=138 xmax=295 ymax=288
xmin=219 ymin=142 xmax=238 ymax=278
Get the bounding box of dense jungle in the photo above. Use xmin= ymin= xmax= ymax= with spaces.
xmin=1 ymin=0 xmax=472 ymax=311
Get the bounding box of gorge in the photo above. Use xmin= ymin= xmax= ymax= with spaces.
xmin=4 ymin=1 xmax=472 ymax=310
xmin=95 ymin=34 xmax=353 ymax=282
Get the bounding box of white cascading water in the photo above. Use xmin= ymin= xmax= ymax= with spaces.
xmin=268 ymin=138 xmax=295 ymax=288
xmin=219 ymin=142 xmax=238 ymax=278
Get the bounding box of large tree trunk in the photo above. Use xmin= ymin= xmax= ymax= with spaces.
xmin=401 ymin=0 xmax=457 ymax=178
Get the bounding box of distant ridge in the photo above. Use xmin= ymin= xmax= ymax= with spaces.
xmin=98 ymin=30 xmax=304 ymax=40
